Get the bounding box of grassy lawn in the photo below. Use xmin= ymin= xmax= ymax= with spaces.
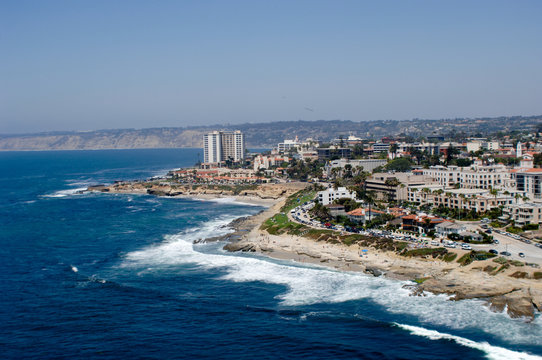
xmin=281 ymin=189 xmax=317 ymax=212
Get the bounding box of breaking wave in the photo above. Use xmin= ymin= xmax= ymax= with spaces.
xmin=395 ymin=323 xmax=542 ymax=360
xmin=120 ymin=216 xmax=542 ymax=349
xmin=42 ymin=187 xmax=88 ymax=198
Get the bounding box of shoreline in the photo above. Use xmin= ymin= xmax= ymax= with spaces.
xmin=87 ymin=181 xmax=542 ymax=319
xmin=223 ymin=198 xmax=542 ymax=320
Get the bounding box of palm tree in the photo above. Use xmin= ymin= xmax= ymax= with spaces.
xmin=458 ymin=193 xmax=466 ymax=219
xmin=364 ymin=190 xmax=377 ymax=223
xmin=384 ymin=177 xmax=400 ymax=203
xmin=390 ymin=143 xmax=399 ymax=159
xmin=489 ymin=187 xmax=498 ymax=207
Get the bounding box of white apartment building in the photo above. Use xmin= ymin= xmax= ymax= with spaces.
xmin=466 ymin=141 xmax=499 ymax=153
xmin=408 ymin=187 xmax=515 ymax=213
xmin=422 ymin=163 xmax=511 ymax=190
xmin=372 ymin=142 xmax=390 ymax=153
xmin=203 ymin=131 xmax=222 ymax=163
xmin=504 ymin=203 xmax=542 ymax=226
xmin=277 ymin=137 xmax=301 ymax=153
xmin=203 ymin=130 xmax=245 ymax=164
xmin=317 ymin=187 xmax=357 ymax=206
xmin=397 ymin=142 xmax=441 ymax=155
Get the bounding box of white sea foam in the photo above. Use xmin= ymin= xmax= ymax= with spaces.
xmin=43 ymin=187 xmax=88 ymax=198
xmin=71 ymin=266 xmax=78 ymax=273
xmin=120 ymin=217 xmax=542 ymax=347
xmin=395 ymin=323 xmax=542 ymax=360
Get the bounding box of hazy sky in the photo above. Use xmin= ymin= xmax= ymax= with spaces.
xmin=1 ymin=0 xmax=541 ymax=134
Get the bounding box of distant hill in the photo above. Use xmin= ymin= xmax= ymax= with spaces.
xmin=0 ymin=116 xmax=540 ymax=151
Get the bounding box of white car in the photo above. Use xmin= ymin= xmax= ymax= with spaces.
xmin=461 ymin=244 xmax=472 ymax=250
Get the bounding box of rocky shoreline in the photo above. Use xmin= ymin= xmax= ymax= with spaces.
xmin=88 ymin=181 xmax=542 ymax=320
xmin=87 ymin=181 xmax=307 ymax=201
xmin=220 ymin=201 xmax=542 ymax=320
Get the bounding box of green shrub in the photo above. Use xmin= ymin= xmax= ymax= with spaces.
xmin=522 ymin=224 xmax=539 ymax=231
xmin=483 ymin=265 xmax=496 ymax=273
xmin=457 ymin=253 xmax=474 ymax=266
xmin=414 ymin=277 xmax=430 ymax=284
xmin=493 ymin=264 xmax=509 ymax=274
xmin=533 ymin=272 xmax=542 ymax=280
xmin=509 ymin=271 xmax=528 ymax=279
xmin=403 ymin=248 xmax=447 ymax=258
xmin=443 ymin=253 xmax=458 ymax=262
xmin=493 ymin=257 xmax=508 ymax=265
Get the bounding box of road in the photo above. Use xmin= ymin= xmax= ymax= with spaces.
xmin=460 ymin=221 xmax=542 ymax=264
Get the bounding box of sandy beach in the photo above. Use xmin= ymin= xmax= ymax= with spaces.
xmin=225 ymin=197 xmax=542 ymax=320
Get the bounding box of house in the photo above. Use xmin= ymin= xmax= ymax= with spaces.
xmin=461 ymin=231 xmax=483 ymax=242
xmin=325 ymin=204 xmax=346 ymax=217
xmin=346 ymin=208 xmax=385 ymax=223
xmin=401 ymin=214 xmax=446 ymax=233
xmin=435 ymin=222 xmax=467 ymax=236
xmin=317 ymin=187 xmax=357 ymax=205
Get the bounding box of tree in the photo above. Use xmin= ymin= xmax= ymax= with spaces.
xmin=446 ymin=145 xmax=460 ymax=165
xmin=489 ymin=187 xmax=498 ymax=206
xmin=334 ymin=197 xmax=359 ymax=212
xmin=422 ymin=218 xmax=432 ymax=233
xmin=384 ymin=177 xmax=400 ymax=203
xmin=390 ymin=143 xmax=399 ymax=158
xmin=455 ymin=158 xmax=472 ymax=167
xmin=310 ymin=202 xmax=331 ymax=221
xmin=344 ymin=163 xmax=353 ymax=178
xmin=458 ymin=193 xmax=466 ymax=219
xmin=386 ymin=157 xmax=412 ymax=172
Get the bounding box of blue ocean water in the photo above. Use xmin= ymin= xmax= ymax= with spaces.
xmin=1 ymin=149 xmax=541 ymax=360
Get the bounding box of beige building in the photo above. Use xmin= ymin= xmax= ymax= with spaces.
xmin=422 ymin=163 xmax=512 ymax=190
xmin=365 ymin=173 xmax=433 ymax=201
xmin=504 ymin=203 xmax=542 ymax=226
xmin=408 ymin=187 xmax=515 ymax=213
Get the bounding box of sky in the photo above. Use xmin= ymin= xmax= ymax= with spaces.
xmin=1 ymin=0 xmax=541 ymax=134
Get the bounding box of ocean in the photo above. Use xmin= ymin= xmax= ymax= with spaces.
xmin=1 ymin=148 xmax=541 ymax=360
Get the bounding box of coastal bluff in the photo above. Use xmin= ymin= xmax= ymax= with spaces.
xmin=87 ymin=181 xmax=308 ymax=200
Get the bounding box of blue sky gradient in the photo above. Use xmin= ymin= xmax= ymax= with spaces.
xmin=1 ymin=0 xmax=541 ymax=133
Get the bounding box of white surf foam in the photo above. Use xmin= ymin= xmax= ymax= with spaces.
xmin=43 ymin=187 xmax=88 ymax=198
xmin=71 ymin=265 xmax=78 ymax=273
xmin=395 ymin=323 xmax=542 ymax=360
xmin=120 ymin=217 xmax=542 ymax=347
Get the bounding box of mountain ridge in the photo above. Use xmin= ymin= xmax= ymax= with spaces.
xmin=1 ymin=116 xmax=540 ymax=150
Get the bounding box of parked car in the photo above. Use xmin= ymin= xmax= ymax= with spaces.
xmin=500 ymin=251 xmax=511 ymax=256
xmin=493 ymin=239 xmax=500 ymax=244
xmin=461 ymin=244 xmax=472 ymax=250
xmin=489 ymin=249 xmax=498 ymax=255
xmin=519 ymin=252 xmax=525 ymax=258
